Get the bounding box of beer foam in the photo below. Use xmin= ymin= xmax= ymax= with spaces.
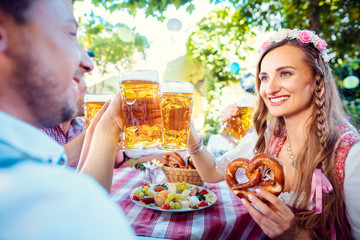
xmin=236 ymin=93 xmax=257 ymax=107
xmin=84 ymin=94 xmax=113 ymax=103
xmin=161 ymin=80 xmax=194 ymax=94
xmin=120 ymin=70 xmax=159 ymax=83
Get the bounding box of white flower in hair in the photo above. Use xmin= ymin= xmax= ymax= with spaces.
xmin=268 ymin=35 xmax=275 ymax=42
xmin=287 ymin=29 xmax=299 ymax=39
xmin=273 ymin=29 xmax=288 ymax=42
xmin=311 ymin=35 xmax=321 ymax=46
xmin=321 ymin=53 xmax=330 ymax=62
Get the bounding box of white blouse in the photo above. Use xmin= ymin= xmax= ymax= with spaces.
xmin=215 ymin=129 xmax=360 ymax=239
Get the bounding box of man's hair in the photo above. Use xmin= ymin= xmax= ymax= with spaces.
xmin=0 ymin=0 xmax=38 ymax=24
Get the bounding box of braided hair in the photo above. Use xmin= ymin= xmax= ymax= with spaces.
xmin=253 ymin=37 xmax=356 ymax=239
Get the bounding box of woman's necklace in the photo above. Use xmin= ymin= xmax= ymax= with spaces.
xmin=286 ymin=133 xmax=296 ymax=167
xmin=286 ymin=142 xmax=296 ymax=167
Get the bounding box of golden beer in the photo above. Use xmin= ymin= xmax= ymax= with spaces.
xmin=84 ymin=94 xmax=112 ymax=129
xmin=120 ymin=71 xmax=162 ymax=150
xmin=84 ymin=94 xmax=125 ymax=149
xmin=220 ymin=106 xmax=254 ymax=143
xmin=161 ymin=80 xmax=194 ymax=150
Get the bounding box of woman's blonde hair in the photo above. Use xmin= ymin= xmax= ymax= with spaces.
xmin=253 ymin=38 xmax=358 ymax=239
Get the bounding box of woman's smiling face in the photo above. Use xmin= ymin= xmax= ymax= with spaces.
xmin=259 ymin=45 xmax=316 ymax=120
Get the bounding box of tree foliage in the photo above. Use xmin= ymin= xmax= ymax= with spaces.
xmin=78 ymin=12 xmax=150 ymax=74
xmin=73 ymin=0 xmax=360 ymax=128
xmin=233 ymin=0 xmax=360 ymax=64
xmin=73 ymin=0 xmax=360 ymax=64
xmin=72 ymin=0 xmax=196 ymax=22
xmin=186 ymin=8 xmax=256 ymax=139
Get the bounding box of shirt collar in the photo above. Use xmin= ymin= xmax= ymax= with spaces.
xmin=71 ymin=117 xmax=84 ymax=130
xmin=0 ymin=111 xmax=67 ymax=166
xmin=58 ymin=117 xmax=84 ymax=132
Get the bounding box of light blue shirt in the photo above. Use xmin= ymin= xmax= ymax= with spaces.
xmin=0 ymin=111 xmax=134 ymax=240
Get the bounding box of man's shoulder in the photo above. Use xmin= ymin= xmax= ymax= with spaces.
xmin=0 ymin=162 xmax=109 ymax=206
xmin=0 ymin=162 xmax=134 ymax=239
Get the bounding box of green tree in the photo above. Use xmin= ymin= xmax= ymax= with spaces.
xmin=72 ymin=0 xmax=196 ymax=22
xmin=73 ymin=0 xmax=360 ymax=64
xmin=186 ymin=8 xmax=255 ymax=140
xmin=78 ymin=13 xmax=150 ymax=74
xmin=73 ymin=0 xmax=360 ymax=128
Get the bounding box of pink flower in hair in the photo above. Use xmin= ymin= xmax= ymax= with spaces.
xmin=298 ymin=30 xmax=313 ymax=44
xmin=316 ymin=39 xmax=328 ymax=51
xmin=261 ymin=29 xmax=331 ymax=62
xmin=261 ymin=41 xmax=271 ymax=51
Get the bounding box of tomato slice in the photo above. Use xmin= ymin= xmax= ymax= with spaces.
xmin=154 ymin=186 xmax=166 ymax=192
xmin=140 ymin=196 xmax=155 ymax=204
xmin=142 ymin=182 xmax=150 ymax=188
xmin=161 ymin=203 xmax=170 ymax=209
xmin=131 ymin=195 xmax=140 ymax=201
xmin=200 ymin=189 xmax=208 ymax=195
xmin=198 ymin=201 xmax=208 ymax=207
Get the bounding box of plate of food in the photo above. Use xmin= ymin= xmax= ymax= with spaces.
xmin=130 ymin=182 xmax=217 ymax=212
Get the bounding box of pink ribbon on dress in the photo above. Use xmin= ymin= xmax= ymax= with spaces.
xmin=309 ymin=168 xmax=336 ymax=240
xmin=309 ymin=168 xmax=333 ymax=214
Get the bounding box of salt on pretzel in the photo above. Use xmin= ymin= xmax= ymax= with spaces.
xmin=164 ymin=152 xmax=187 ymax=168
xmin=225 ymin=153 xmax=285 ymax=201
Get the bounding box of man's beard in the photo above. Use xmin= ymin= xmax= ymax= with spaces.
xmin=9 ymin=45 xmax=77 ymax=128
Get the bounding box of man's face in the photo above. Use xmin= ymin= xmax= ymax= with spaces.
xmin=6 ymin=0 xmax=93 ymax=127
xmin=76 ymin=77 xmax=88 ymax=117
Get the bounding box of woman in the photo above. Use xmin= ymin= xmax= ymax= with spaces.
xmin=187 ymin=29 xmax=360 ymax=239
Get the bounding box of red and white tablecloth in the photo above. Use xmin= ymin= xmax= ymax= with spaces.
xmin=110 ymin=167 xmax=265 ymax=240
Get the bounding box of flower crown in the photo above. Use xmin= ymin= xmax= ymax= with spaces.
xmin=260 ymin=29 xmax=330 ymax=62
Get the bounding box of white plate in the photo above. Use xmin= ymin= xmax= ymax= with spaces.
xmin=130 ymin=183 xmax=217 ymax=212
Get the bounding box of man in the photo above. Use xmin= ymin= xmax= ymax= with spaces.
xmin=0 ymin=0 xmax=134 ymax=239
xmin=40 ymin=77 xmax=88 ymax=168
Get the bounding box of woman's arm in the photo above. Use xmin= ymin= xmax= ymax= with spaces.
xmin=188 ymin=122 xmax=225 ymax=183
xmin=188 ymin=122 xmax=260 ymax=183
xmin=78 ymin=93 xmax=123 ymax=193
xmin=344 ymin=141 xmax=360 ymax=238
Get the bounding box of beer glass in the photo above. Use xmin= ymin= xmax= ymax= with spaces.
xmin=84 ymin=94 xmax=125 ymax=149
xmin=120 ymin=70 xmax=162 ymax=150
xmin=220 ymin=105 xmax=254 ymax=144
xmin=84 ymin=94 xmax=111 ymax=129
xmin=161 ymin=80 xmax=194 ymax=150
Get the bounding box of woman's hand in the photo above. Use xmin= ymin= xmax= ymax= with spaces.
xmin=241 ymin=189 xmax=307 ymax=239
xmin=78 ymin=92 xmax=125 ymax=193
xmin=96 ymin=92 xmax=124 ymax=134
xmin=77 ymin=100 xmax=111 ymax=170
xmin=87 ymin=101 xmax=109 ymax=132
xmin=220 ymin=104 xmax=238 ymax=124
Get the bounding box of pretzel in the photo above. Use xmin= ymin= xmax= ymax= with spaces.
xmin=225 ymin=153 xmax=285 ymax=201
xmin=164 ymin=152 xmax=187 ymax=168
xmin=184 ymin=155 xmax=196 ymax=169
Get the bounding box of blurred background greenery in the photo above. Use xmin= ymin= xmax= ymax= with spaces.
xmin=72 ymin=0 xmax=360 ymax=140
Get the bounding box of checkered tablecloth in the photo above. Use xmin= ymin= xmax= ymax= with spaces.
xmin=110 ymin=167 xmax=265 ymax=240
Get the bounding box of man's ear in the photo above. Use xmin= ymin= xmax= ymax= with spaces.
xmin=0 ymin=10 xmax=8 ymax=53
xmin=0 ymin=26 xmax=7 ymax=53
